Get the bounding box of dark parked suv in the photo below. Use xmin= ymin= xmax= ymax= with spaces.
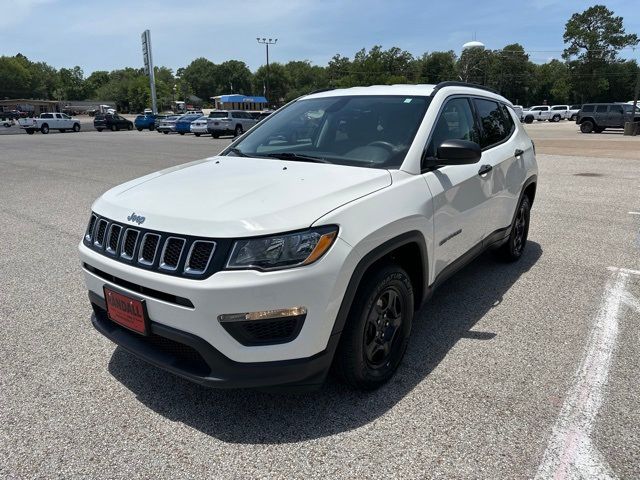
xmin=576 ymin=103 xmax=640 ymax=133
xmin=94 ymin=113 xmax=134 ymax=132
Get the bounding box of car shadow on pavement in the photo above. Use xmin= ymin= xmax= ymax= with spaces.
xmin=108 ymin=241 xmax=542 ymax=444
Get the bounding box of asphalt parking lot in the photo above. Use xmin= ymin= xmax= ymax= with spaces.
xmin=1 ymin=123 xmax=639 ymax=478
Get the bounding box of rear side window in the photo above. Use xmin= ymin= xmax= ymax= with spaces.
xmin=474 ymin=98 xmax=513 ymax=148
xmin=425 ymin=97 xmax=480 ymax=158
xmin=41 ymin=113 xmax=53 ymax=119
xmin=596 ymin=105 xmax=608 ymax=113
xmin=582 ymin=105 xmax=594 ymax=113
xmin=610 ymin=105 xmax=623 ymax=114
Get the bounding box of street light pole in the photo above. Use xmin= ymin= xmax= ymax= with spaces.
xmin=256 ymin=37 xmax=277 ymax=105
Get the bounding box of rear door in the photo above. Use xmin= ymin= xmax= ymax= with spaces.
xmin=421 ymin=96 xmax=490 ymax=276
xmin=607 ymin=104 xmax=624 ymax=127
xmin=472 ymin=98 xmax=526 ymax=234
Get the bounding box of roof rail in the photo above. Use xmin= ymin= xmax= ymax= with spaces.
xmin=306 ymin=87 xmax=335 ymax=95
xmin=432 ymin=81 xmax=499 ymax=95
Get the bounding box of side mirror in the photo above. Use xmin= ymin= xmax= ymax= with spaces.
xmin=435 ymin=139 xmax=482 ymax=165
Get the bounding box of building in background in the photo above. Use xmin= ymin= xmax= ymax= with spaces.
xmin=211 ymin=94 xmax=268 ymax=111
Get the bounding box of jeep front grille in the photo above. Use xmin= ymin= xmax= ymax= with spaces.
xmin=83 ymin=213 xmax=230 ymax=279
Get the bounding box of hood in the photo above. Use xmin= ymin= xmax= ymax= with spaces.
xmin=93 ymin=156 xmax=392 ymax=237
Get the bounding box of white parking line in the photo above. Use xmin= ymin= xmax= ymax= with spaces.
xmin=535 ymin=267 xmax=640 ymax=480
xmin=629 ymin=212 xmax=640 ymax=215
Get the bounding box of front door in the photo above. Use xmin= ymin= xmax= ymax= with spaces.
xmin=421 ymin=96 xmax=491 ymax=279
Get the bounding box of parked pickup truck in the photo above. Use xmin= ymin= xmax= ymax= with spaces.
xmin=549 ymin=105 xmax=581 ymax=121
xmin=522 ymin=106 xmax=555 ymax=123
xmin=19 ymin=112 xmax=81 ymax=134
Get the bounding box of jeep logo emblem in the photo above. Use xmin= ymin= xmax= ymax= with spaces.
xmin=127 ymin=212 xmax=146 ymax=225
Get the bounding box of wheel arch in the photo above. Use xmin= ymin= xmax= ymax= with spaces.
xmin=331 ymin=231 xmax=428 ymax=336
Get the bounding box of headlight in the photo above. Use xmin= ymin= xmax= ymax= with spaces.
xmin=226 ymin=226 xmax=338 ymax=271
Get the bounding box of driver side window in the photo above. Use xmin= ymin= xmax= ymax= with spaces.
xmin=424 ymin=97 xmax=479 ymax=160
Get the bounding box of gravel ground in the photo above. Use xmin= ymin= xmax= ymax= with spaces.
xmin=0 ymin=129 xmax=639 ymax=479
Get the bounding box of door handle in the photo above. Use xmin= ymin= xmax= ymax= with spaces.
xmin=514 ymin=149 xmax=524 ymax=157
xmin=478 ymin=164 xmax=493 ymax=176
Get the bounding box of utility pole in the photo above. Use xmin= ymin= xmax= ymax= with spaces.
xmin=141 ymin=29 xmax=158 ymax=114
xmin=256 ymin=37 xmax=277 ymax=104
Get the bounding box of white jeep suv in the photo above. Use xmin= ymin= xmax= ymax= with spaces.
xmin=79 ymin=82 xmax=537 ymax=391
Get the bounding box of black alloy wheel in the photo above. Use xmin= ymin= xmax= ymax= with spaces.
xmin=498 ymin=195 xmax=531 ymax=262
xmin=363 ymin=287 xmax=405 ymax=369
xmin=334 ymin=264 xmax=413 ymax=390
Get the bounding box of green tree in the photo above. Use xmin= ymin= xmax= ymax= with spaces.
xmin=57 ymin=66 xmax=85 ymax=100
xmin=487 ymin=44 xmax=534 ymax=104
xmin=0 ymin=56 xmax=33 ymax=98
xmin=181 ymin=58 xmax=218 ymax=100
xmin=563 ymin=5 xmax=639 ymax=102
xmin=253 ymin=62 xmax=289 ymax=105
xmin=218 ymin=60 xmax=253 ymax=95
xmin=417 ymin=51 xmax=457 ymax=83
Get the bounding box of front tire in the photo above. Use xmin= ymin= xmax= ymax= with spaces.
xmin=26 ymin=129 xmax=35 ymax=135
xmin=334 ymin=264 xmax=413 ymax=390
xmin=127 ymin=123 xmax=133 ymax=131
xmin=111 ymin=125 xmax=117 ymax=132
xmin=498 ymin=196 xmax=531 ymax=262
xmin=234 ymin=125 xmax=243 ymax=137
xmin=551 ymin=114 xmax=561 ymax=122
xmin=72 ymin=123 xmax=80 ymax=132
xmin=524 ymin=116 xmax=534 ymax=124
xmin=137 ymin=127 xmax=143 ymax=131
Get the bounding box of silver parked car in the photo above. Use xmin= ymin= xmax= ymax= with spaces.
xmin=207 ymin=110 xmax=258 ymax=138
xmin=156 ymin=115 xmax=181 ymax=134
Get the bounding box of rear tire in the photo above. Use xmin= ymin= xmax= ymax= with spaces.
xmin=551 ymin=114 xmax=561 ymax=122
xmin=127 ymin=123 xmax=133 ymax=131
xmin=570 ymin=114 xmax=577 ymax=121
xmin=580 ymin=121 xmax=594 ymax=133
xmin=163 ymin=131 xmax=168 ymax=134
xmin=40 ymin=124 xmax=49 ymax=134
xmin=26 ymin=129 xmax=35 ymax=135
xmin=194 ymin=133 xmax=201 ymax=137
xmin=137 ymin=127 xmax=143 ymax=131
xmin=524 ymin=116 xmax=534 ymax=124
xmin=149 ymin=125 xmax=155 ymax=131
xmin=334 ymin=264 xmax=413 ymax=390
xmin=212 ymin=133 xmax=220 ymax=138
xmin=497 ymin=196 xmax=531 ymax=262
xmin=96 ymin=128 xmax=103 ymax=132
xmin=111 ymin=125 xmax=117 ymax=132
xmin=59 ymin=129 xmax=66 ymax=133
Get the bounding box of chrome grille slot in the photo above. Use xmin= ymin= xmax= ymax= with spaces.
xmin=85 ymin=214 xmax=97 ymax=242
xmin=185 ymin=241 xmax=216 ymax=274
xmin=94 ymin=219 xmax=108 ymax=248
xmin=106 ymin=224 xmax=122 ymax=254
xmin=120 ymin=229 xmax=139 ymax=260
xmin=160 ymin=237 xmax=185 ymax=271
xmin=138 ymin=233 xmax=160 ymax=265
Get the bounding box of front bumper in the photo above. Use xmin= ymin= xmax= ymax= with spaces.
xmin=90 ymin=292 xmax=338 ymax=389
xmin=80 ymin=237 xmax=352 ymax=364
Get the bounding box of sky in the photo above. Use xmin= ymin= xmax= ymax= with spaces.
xmin=1 ymin=0 xmax=639 ymax=74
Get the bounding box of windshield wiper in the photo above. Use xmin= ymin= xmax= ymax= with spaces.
xmin=226 ymin=147 xmax=248 ymax=157
xmin=264 ymin=152 xmax=331 ymax=163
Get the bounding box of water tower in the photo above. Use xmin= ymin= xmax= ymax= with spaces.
xmin=462 ymin=40 xmax=485 ymax=51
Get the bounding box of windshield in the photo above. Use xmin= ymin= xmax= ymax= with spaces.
xmin=209 ymin=111 xmax=229 ymax=118
xmin=224 ymin=95 xmax=430 ymax=169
